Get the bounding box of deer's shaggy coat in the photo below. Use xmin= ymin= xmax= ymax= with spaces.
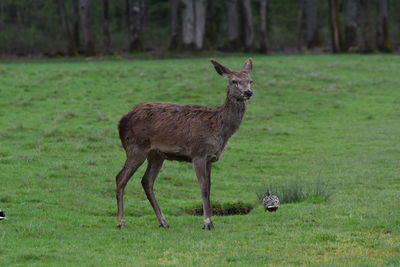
xmin=115 ymin=59 xmax=253 ymax=230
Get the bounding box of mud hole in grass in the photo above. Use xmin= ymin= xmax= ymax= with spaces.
xmin=183 ymin=201 xmax=254 ymax=216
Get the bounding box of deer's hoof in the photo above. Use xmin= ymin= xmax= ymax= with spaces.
xmin=117 ymin=221 xmax=126 ymax=229
xmin=159 ymin=221 xmax=170 ymax=229
xmin=202 ymin=222 xmax=214 ymax=230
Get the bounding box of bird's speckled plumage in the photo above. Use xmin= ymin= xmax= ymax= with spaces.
xmin=263 ymin=190 xmax=280 ymax=212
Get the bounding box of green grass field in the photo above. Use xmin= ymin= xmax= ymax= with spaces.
xmin=1 ymin=55 xmax=399 ymax=266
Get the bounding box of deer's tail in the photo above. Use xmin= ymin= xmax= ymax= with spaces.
xmin=118 ymin=114 xmax=130 ymax=150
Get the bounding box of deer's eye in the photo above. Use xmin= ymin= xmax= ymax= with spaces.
xmin=232 ymin=80 xmax=238 ymax=84
xmin=250 ymin=80 xmax=253 ymax=84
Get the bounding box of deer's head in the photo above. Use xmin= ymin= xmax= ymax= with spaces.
xmin=211 ymin=58 xmax=253 ymax=101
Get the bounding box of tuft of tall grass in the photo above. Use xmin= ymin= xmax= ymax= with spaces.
xmin=257 ymin=180 xmax=332 ymax=204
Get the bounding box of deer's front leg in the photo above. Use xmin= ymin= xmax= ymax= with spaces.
xmin=193 ymin=158 xmax=213 ymax=230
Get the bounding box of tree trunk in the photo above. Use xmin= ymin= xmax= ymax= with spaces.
xmin=194 ymin=0 xmax=206 ymax=49
xmin=169 ymin=0 xmax=181 ymax=50
xmin=181 ymin=0 xmax=195 ymax=49
xmin=359 ymin=0 xmax=373 ymax=53
xmin=241 ymin=0 xmax=254 ymax=52
xmin=259 ymin=0 xmax=270 ymax=53
xmin=205 ymin=1 xmax=221 ymax=49
xmin=304 ymin=0 xmax=319 ymax=49
xmin=127 ymin=0 xmax=145 ymax=53
xmin=72 ymin=0 xmax=80 ymax=52
xmin=328 ymin=0 xmax=341 ymax=53
xmin=227 ymin=0 xmax=241 ymax=51
xmin=377 ymin=0 xmax=393 ymax=52
xmin=344 ymin=0 xmax=358 ymax=50
xmin=297 ymin=0 xmax=305 ymax=52
xmin=79 ymin=0 xmax=96 ymax=56
xmin=57 ymin=0 xmax=78 ymax=56
xmin=179 ymin=0 xmax=207 ymax=50
xmin=103 ymin=0 xmax=111 ymax=54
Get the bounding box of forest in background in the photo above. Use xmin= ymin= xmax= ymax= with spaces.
xmin=0 ymin=0 xmax=399 ymax=57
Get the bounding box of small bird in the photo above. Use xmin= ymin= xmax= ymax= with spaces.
xmin=0 ymin=210 xmax=6 ymax=220
xmin=263 ymin=190 xmax=280 ymax=212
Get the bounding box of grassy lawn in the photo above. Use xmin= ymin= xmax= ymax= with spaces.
xmin=0 ymin=55 xmax=399 ymax=266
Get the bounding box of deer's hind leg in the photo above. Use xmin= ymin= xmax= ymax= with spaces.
xmin=116 ymin=146 xmax=148 ymax=228
xmin=141 ymin=153 xmax=169 ymax=228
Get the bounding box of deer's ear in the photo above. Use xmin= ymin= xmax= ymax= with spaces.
xmin=242 ymin=58 xmax=253 ymax=73
xmin=211 ymin=59 xmax=231 ymax=78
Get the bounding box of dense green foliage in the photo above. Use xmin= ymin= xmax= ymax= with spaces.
xmin=0 ymin=55 xmax=399 ymax=266
xmin=1 ymin=0 xmax=399 ymax=55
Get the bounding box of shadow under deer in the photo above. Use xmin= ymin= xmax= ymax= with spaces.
xmin=116 ymin=58 xmax=254 ymax=230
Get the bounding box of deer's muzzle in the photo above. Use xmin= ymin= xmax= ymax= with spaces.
xmin=244 ymin=90 xmax=253 ymax=98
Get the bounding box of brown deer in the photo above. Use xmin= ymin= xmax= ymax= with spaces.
xmin=116 ymin=58 xmax=253 ymax=230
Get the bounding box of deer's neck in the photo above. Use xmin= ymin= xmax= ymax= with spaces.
xmin=218 ymin=91 xmax=247 ymax=139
